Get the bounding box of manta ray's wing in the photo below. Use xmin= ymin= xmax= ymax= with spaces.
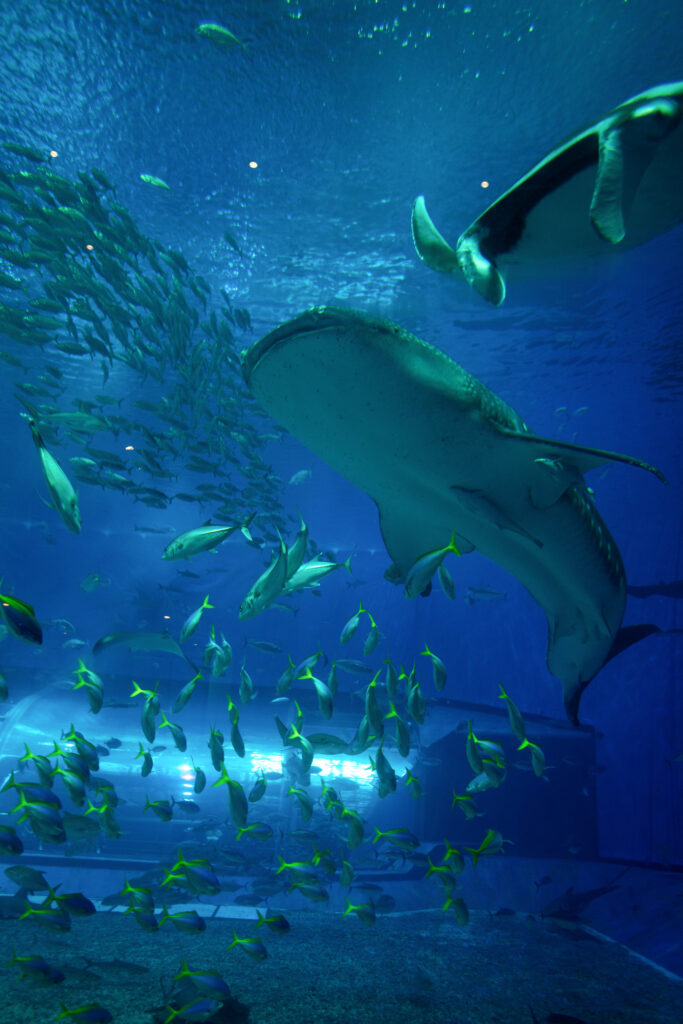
xmin=590 ymin=91 xmax=682 ymax=243
xmin=413 ymin=81 xmax=683 ymax=304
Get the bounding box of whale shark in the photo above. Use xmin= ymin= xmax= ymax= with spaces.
xmin=627 ymin=579 xmax=683 ymax=599
xmin=412 ymin=81 xmax=683 ymax=305
xmin=242 ymin=307 xmax=666 ymax=723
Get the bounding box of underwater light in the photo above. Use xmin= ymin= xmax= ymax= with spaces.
xmin=251 ymin=752 xmax=282 ymax=775
xmin=249 ymin=751 xmax=374 ymax=785
xmin=481 ymin=180 xmax=489 ymax=188
xmin=249 ymin=160 xmax=258 ymax=168
xmin=313 ymin=757 xmax=374 ymax=784
xmin=49 ymin=150 xmax=58 ymax=158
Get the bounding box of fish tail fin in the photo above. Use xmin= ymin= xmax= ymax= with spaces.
xmin=27 ymin=418 xmax=44 ymax=448
xmin=466 ymin=848 xmax=481 ymax=868
xmin=447 ymin=531 xmax=461 ymax=555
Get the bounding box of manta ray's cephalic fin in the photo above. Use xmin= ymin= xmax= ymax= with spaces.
xmin=411 ymin=195 xmax=506 ymax=306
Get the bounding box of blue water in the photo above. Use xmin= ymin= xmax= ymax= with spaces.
xmin=0 ymin=1 xmax=681 ymax=1019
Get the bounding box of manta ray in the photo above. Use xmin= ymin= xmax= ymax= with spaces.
xmin=412 ymin=81 xmax=683 ymax=305
xmin=242 ymin=307 xmax=666 ymax=724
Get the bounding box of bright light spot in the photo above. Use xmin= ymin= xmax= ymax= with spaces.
xmin=250 ymin=751 xmax=373 ymax=785
xmin=481 ymin=180 xmax=489 ymax=188
xmin=177 ymin=764 xmax=192 ymax=773
xmin=248 ymin=161 xmax=258 ymax=169
xmin=163 ymin=615 xmax=170 ymax=620
xmin=124 ymin=445 xmax=134 ymax=451
xmin=251 ymin=752 xmax=282 ymax=775
xmin=86 ymin=243 xmax=94 ymax=250
xmin=49 ymin=150 xmax=58 ymax=158
xmin=314 ymin=757 xmax=374 ymax=784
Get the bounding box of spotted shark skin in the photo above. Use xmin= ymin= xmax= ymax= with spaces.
xmin=242 ymin=307 xmax=666 ymax=723
xmin=412 ymin=81 xmax=683 ymax=304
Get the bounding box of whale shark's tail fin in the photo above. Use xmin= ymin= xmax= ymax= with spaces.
xmin=566 ymin=623 xmax=682 ymax=725
xmin=605 ymin=623 xmax=663 ymax=664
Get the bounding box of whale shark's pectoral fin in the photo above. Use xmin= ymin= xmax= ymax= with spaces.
xmin=590 ymin=96 xmax=682 ymax=244
xmin=499 ymin=430 xmax=668 ymax=509
xmin=411 ymin=195 xmax=462 ymax=275
xmin=377 ymin=498 xmax=474 ymax=584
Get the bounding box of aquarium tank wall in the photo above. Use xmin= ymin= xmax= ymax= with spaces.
xmin=0 ymin=2 xmax=681 ymax=1023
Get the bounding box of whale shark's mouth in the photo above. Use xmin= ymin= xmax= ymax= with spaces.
xmin=242 ymin=307 xmax=355 ymax=381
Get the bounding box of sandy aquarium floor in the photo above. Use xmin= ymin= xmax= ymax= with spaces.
xmin=0 ymin=906 xmax=681 ymax=1024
